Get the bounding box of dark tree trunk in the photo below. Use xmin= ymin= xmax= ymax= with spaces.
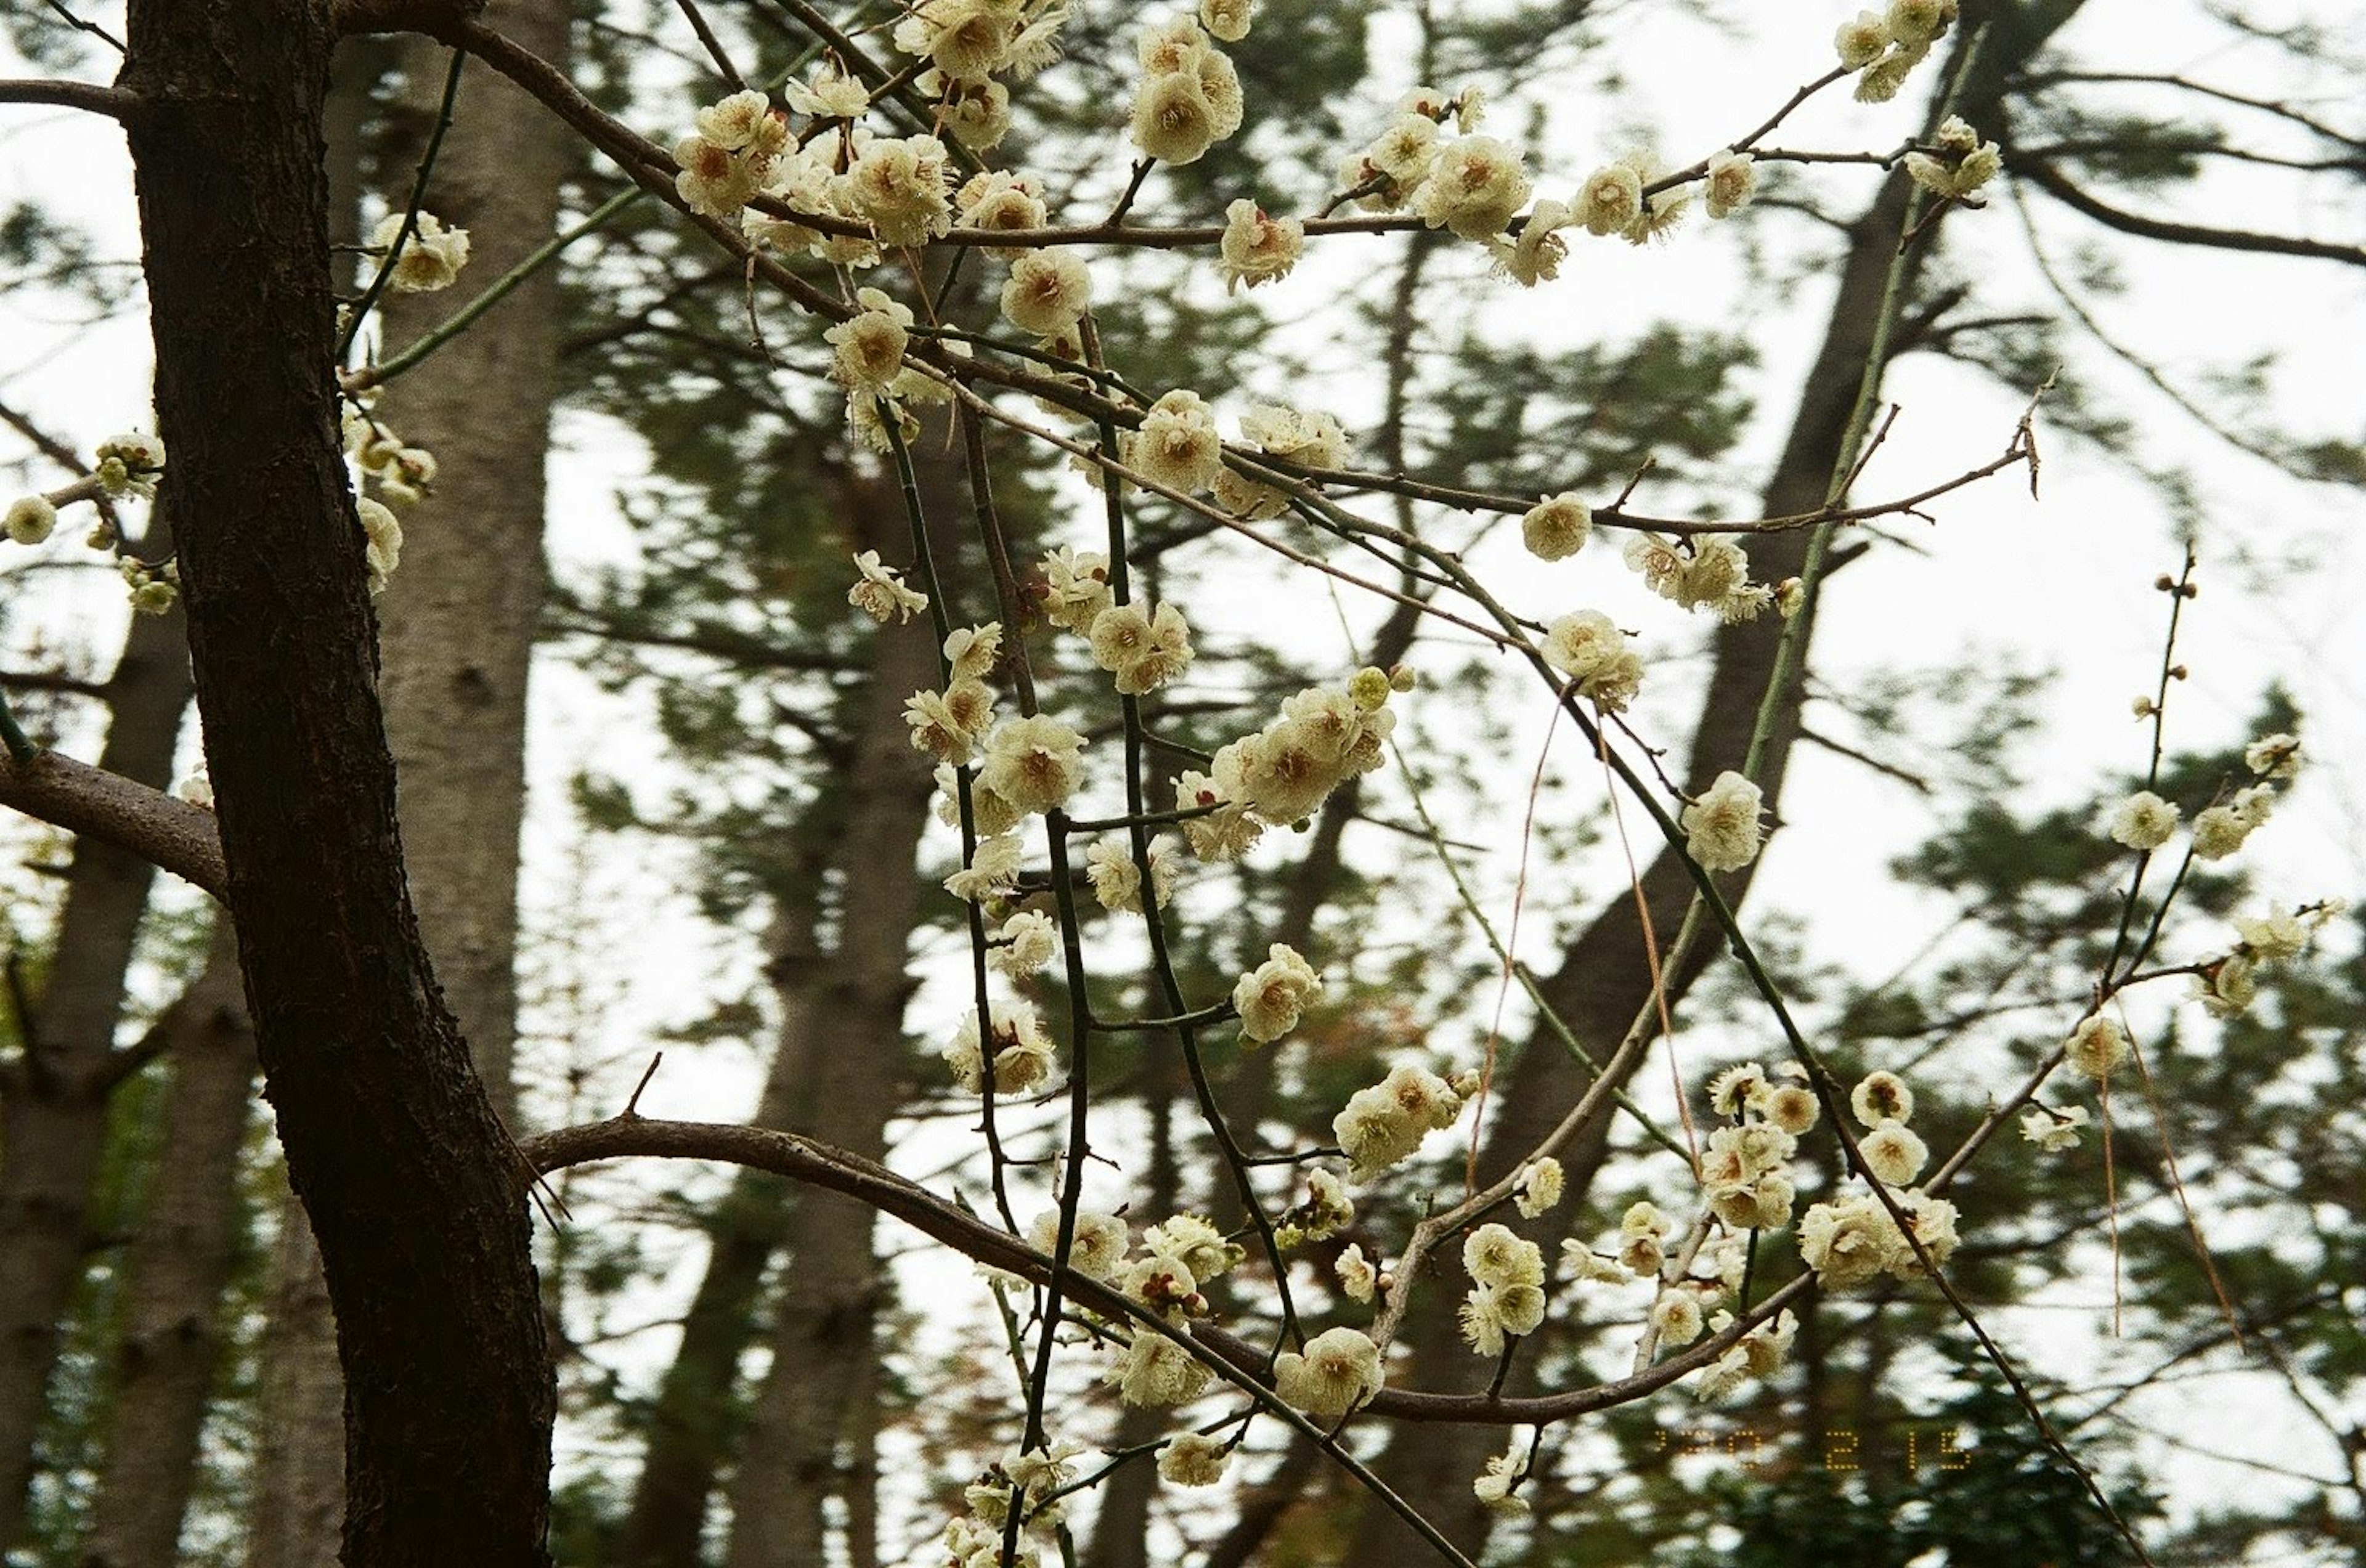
xmin=120 ymin=0 xmax=555 ymax=1561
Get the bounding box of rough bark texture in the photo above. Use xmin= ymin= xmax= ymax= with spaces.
xmin=0 ymin=527 xmax=193 ymax=1554
xmin=81 ymin=922 xmax=253 ymax=1568
xmin=120 ymin=0 xmax=556 ymax=1561
xmin=1343 ymin=9 xmax=2082 ymax=1556
xmin=241 ymin=15 xmax=573 ymax=1558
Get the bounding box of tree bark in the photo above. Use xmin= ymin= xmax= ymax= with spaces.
xmin=120 ymin=0 xmax=555 ymax=1560
xmin=80 ymin=921 xmax=253 ymax=1568
xmin=238 ymin=14 xmax=574 ymax=1559
xmin=0 ymin=528 xmax=193 ymax=1554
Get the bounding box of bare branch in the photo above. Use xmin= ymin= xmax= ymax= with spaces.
xmin=2015 ymin=155 xmax=2366 ymax=267
xmin=0 ymin=749 xmax=226 ymax=899
xmin=0 ymin=78 xmax=140 ymax=120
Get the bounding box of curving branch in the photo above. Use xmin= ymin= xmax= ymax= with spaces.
xmin=519 ymin=1114 xmax=1807 ymax=1426
xmin=0 ymin=79 xmax=140 ymax=120
xmin=0 ymin=749 xmax=226 ymax=899
xmin=2014 ymin=155 xmax=2366 ymax=267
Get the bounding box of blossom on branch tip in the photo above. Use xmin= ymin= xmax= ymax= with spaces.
xmin=4 ymin=497 xmax=57 ymax=546
xmin=1233 ymin=942 xmax=1322 ymax=1043
xmin=2108 ymin=789 xmax=2180 ymax=850
xmin=367 ymin=211 xmax=471 ymax=292
xmin=1680 ymin=771 xmax=1765 ymax=872
xmin=1704 ymin=150 xmax=1757 ymax=219
xmin=848 ymin=550 xmax=929 ymax=625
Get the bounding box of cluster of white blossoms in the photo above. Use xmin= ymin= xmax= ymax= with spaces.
xmin=6 ymin=433 xmax=173 ymax=608
xmin=1173 ymin=665 xmax=1405 ymax=863
xmin=1087 ymin=596 xmax=1194 ymax=694
xmin=2196 ymin=897 xmax=2344 ymax=1020
xmin=1563 ymin=1198 xmax=1675 ymax=1284
xmin=1272 ymin=1325 xmax=1385 ymax=1416
xmin=1834 ymin=0 xmax=1959 ymax=104
xmin=1232 ymin=942 xmax=1323 ymax=1043
xmin=1905 ymin=115 xmax=2003 ymax=203
xmin=1540 ymin=610 xmax=1646 ymax=712
xmin=1331 ymin=1064 xmax=1472 ymax=1179
xmin=673 ymin=89 xmax=791 ymax=219
xmin=1699 ymin=1060 xmax=1819 ymax=1230
xmin=943 ymin=999 xmax=1058 ymax=1095
xmin=1209 ymin=403 xmax=1349 ymax=519
xmin=945 ymin=1416 xmax=1086 ymax=1566
xmin=1680 ymin=770 xmax=1766 ymax=872
xmin=1625 ymin=532 xmax=1772 ymax=621
xmin=117 ymin=556 xmax=179 ymax=617
xmin=1691 ymin=1307 xmax=1799 ymax=1402
xmin=1274 ymin=1166 xmax=1354 ymax=1249
xmin=1847 ymin=1068 xmax=1929 ymax=1187
xmin=1458 ymin=1223 xmax=1547 ymax=1357
xmin=1083 ymin=834 xmax=1181 ymax=912
xmin=1129 ymin=14 xmax=1248 ymax=166
xmin=893 ymin=0 xmax=1068 ymax=152
xmin=1559 ymin=1196 xmax=1792 ymax=1397
xmin=366 ymin=209 xmax=471 ymax=293
xmin=1571 ymin=151 xmax=1692 ymax=247
xmin=1104 ymin=1211 xmax=1245 ymax=1407
xmin=1797 ymin=1183 xmax=1960 ymax=1288
xmin=341 ymin=406 xmax=437 ymax=508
